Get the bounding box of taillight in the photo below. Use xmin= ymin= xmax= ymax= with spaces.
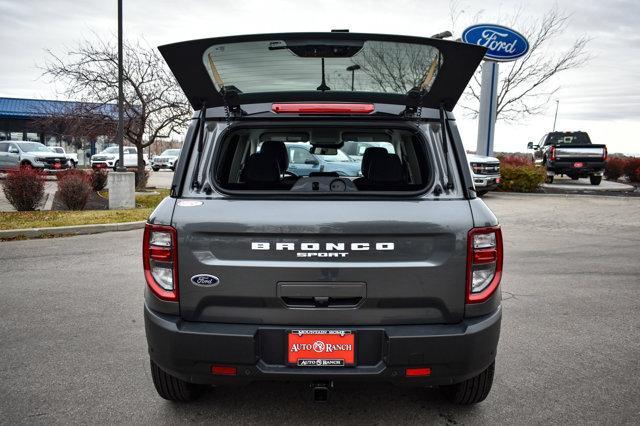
xmin=143 ymin=224 xmax=178 ymax=301
xmin=271 ymin=103 xmax=375 ymax=114
xmin=467 ymin=226 xmax=503 ymax=304
xmin=603 ymin=147 xmax=608 ymax=161
xmin=549 ymin=146 xmax=556 ymax=161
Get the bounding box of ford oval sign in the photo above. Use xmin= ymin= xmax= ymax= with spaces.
xmin=462 ymin=24 xmax=529 ymax=62
xmin=190 ymin=274 xmax=220 ymax=287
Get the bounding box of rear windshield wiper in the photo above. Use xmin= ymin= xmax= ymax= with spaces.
xmin=191 ymin=100 xmax=207 ymax=190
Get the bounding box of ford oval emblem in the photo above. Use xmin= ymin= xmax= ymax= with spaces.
xmin=462 ymin=24 xmax=529 ymax=62
xmin=190 ymin=274 xmax=220 ymax=287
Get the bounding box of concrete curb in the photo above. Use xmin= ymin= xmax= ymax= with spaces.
xmin=0 ymin=221 xmax=146 ymax=240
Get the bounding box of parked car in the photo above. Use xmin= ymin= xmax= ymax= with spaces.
xmin=91 ymin=146 xmax=148 ymax=170
xmin=528 ymin=131 xmax=607 ymax=185
xmin=277 ymin=143 xmax=361 ymax=176
xmin=467 ymin=153 xmax=501 ymax=196
xmin=341 ymin=141 xmax=395 ymax=162
xmin=49 ymin=146 xmax=79 ymax=168
xmin=144 ymin=32 xmax=501 ymax=405
xmin=0 ymin=141 xmax=71 ymax=172
xmin=151 ymin=149 xmax=180 ymax=171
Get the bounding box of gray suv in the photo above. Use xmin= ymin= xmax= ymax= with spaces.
xmin=144 ymin=33 xmax=502 ymax=405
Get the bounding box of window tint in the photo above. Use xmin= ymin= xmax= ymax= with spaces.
xmin=0 ymin=142 xmax=8 ymax=153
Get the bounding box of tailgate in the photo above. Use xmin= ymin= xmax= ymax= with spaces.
xmin=174 ymin=199 xmax=472 ymax=326
xmin=554 ymin=144 xmax=606 ymax=160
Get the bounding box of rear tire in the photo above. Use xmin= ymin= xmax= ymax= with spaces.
xmin=113 ymin=161 xmax=118 ymax=172
xmin=590 ymin=175 xmax=602 ymax=185
xmin=545 ymin=175 xmax=554 ymax=184
xmin=152 ymin=166 xmax=160 ymax=172
xmin=441 ymin=362 xmax=495 ymax=405
xmin=476 ymin=190 xmax=488 ymax=197
xmin=150 ymin=360 xmax=203 ymax=402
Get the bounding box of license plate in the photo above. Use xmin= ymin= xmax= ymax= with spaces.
xmin=573 ymin=162 xmax=584 ymax=168
xmin=95 ymin=164 xmax=105 ymax=168
xmin=287 ymin=330 xmax=355 ymax=367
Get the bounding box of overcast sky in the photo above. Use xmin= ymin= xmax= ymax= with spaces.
xmin=1 ymin=0 xmax=638 ymax=154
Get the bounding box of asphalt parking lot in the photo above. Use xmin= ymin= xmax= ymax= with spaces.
xmin=0 ymin=193 xmax=639 ymax=424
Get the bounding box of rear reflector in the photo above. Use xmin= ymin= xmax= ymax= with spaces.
xmin=211 ymin=365 xmax=237 ymax=376
xmin=272 ymin=103 xmax=375 ymax=114
xmin=405 ymin=367 xmax=431 ymax=377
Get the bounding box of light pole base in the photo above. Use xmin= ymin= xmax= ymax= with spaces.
xmin=108 ymin=172 xmax=135 ymax=210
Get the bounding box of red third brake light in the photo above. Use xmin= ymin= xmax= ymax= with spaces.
xmin=143 ymin=224 xmax=178 ymax=301
xmin=467 ymin=226 xmax=503 ymax=304
xmin=272 ymin=103 xmax=375 ymax=114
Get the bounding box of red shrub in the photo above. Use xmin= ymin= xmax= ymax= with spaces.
xmin=58 ymin=173 xmax=92 ymax=210
xmin=1 ymin=167 xmax=46 ymax=211
xmin=623 ymin=158 xmax=640 ymax=183
xmin=498 ymin=154 xmax=534 ymax=167
xmin=56 ymin=168 xmax=88 ymax=182
xmin=604 ymin=157 xmax=626 ymax=181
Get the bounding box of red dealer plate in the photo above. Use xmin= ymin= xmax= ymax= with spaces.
xmin=573 ymin=162 xmax=584 ymax=168
xmin=287 ymin=330 xmax=355 ymax=367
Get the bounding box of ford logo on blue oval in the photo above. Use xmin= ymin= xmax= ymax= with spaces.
xmin=462 ymin=24 xmax=529 ymax=62
xmin=190 ymin=274 xmax=220 ymax=287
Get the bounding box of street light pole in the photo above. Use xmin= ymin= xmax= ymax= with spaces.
xmin=552 ymin=100 xmax=560 ymax=132
xmin=116 ymin=0 xmax=125 ymax=172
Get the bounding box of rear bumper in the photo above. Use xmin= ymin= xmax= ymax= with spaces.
xmin=144 ymin=304 xmax=501 ymax=386
xmin=547 ymin=160 xmax=606 ymax=176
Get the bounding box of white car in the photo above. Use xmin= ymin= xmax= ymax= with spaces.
xmin=151 ymin=149 xmax=180 ymax=171
xmin=49 ymin=146 xmax=79 ymax=167
xmin=467 ymin=153 xmax=501 ymax=196
xmin=91 ymin=146 xmax=148 ymax=170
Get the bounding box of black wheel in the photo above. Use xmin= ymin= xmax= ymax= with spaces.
xmin=152 ymin=167 xmax=160 ymax=172
xmin=476 ymin=190 xmax=488 ymax=197
xmin=545 ymin=175 xmax=554 ymax=184
xmin=441 ymin=362 xmax=495 ymax=405
xmin=570 ymin=176 xmax=579 ymax=180
xmin=113 ymin=161 xmax=119 ymax=172
xmin=590 ymin=175 xmax=602 ymax=185
xmin=150 ymin=360 xmax=203 ymax=402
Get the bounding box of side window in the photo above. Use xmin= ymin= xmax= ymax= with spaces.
xmin=8 ymin=143 xmax=19 ymax=153
xmin=289 ymin=147 xmax=316 ymax=164
xmin=0 ymin=142 xmax=8 ymax=152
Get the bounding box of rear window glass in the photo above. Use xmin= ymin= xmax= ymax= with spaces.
xmin=203 ymin=40 xmax=442 ymax=95
xmin=213 ymin=127 xmax=433 ymax=194
xmin=545 ymin=133 xmax=591 ymax=145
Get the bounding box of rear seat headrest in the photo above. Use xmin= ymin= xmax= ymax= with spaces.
xmin=244 ymin=153 xmax=280 ymax=183
xmin=360 ymin=147 xmax=389 ymax=178
xmin=368 ymin=153 xmax=403 ymax=183
xmin=260 ymin=141 xmax=289 ymax=172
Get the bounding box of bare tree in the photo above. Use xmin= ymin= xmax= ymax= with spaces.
xmin=452 ymin=4 xmax=590 ymax=121
xmin=41 ymin=36 xmax=191 ymax=177
xmin=32 ymin=101 xmax=117 ymax=150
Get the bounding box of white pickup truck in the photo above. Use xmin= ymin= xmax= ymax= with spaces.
xmin=49 ymin=146 xmax=79 ymax=167
xmin=91 ymin=146 xmax=148 ymax=170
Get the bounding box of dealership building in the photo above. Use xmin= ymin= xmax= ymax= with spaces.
xmin=0 ymin=96 xmax=115 ymax=165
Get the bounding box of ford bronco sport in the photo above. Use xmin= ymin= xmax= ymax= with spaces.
xmin=144 ymin=32 xmax=503 ymax=405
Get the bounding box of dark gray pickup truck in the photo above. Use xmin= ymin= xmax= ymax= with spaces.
xmin=528 ymin=131 xmax=607 ymax=185
xmin=143 ymin=32 xmax=503 ymax=405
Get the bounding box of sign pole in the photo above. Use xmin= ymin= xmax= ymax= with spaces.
xmin=476 ymin=61 xmax=499 ymax=157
